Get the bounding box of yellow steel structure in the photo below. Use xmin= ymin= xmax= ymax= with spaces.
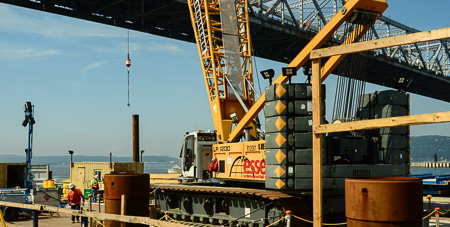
xmin=187 ymin=0 xmax=389 ymax=186
xmin=187 ymin=0 xmax=256 ymax=143
xmin=227 ymin=0 xmax=389 ymax=143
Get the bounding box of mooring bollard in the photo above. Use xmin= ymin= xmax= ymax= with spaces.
xmin=88 ymin=196 xmax=92 ymax=227
xmin=285 ymin=210 xmax=292 ymax=227
xmin=32 ymin=210 xmax=39 ymax=227
xmin=165 ymin=211 xmax=170 ymax=221
xmin=427 ymin=195 xmax=432 ymax=211
xmin=436 ymin=207 xmax=440 ymax=227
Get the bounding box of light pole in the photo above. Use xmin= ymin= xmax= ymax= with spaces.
xmin=22 ymin=102 xmax=35 ymax=194
xmin=140 ymin=150 xmax=146 ymax=162
xmin=69 ymin=150 xmax=74 ymax=167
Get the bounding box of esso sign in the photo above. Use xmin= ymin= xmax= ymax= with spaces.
xmin=244 ymin=159 xmax=266 ymax=174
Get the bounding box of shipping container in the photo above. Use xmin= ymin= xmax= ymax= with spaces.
xmin=69 ymin=162 xmax=144 ymax=192
xmin=0 ymin=163 xmax=26 ymax=188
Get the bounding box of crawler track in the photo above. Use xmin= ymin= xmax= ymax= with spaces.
xmin=153 ymin=184 xmax=313 ymax=227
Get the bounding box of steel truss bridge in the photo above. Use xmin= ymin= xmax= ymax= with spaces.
xmin=1 ymin=0 xmax=450 ymax=101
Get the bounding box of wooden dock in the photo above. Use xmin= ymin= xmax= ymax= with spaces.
xmin=412 ymin=163 xmax=450 ymax=168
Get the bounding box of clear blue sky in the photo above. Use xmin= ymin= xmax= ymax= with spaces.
xmin=0 ymin=0 xmax=449 ymax=158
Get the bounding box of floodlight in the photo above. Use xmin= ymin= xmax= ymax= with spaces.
xmin=303 ymin=62 xmax=313 ymax=83
xmin=394 ymin=77 xmax=412 ymax=92
xmin=282 ymin=67 xmax=297 ymax=84
xmin=260 ymin=69 xmax=275 ymax=84
xmin=303 ymin=63 xmax=312 ymax=76
xmin=24 ymin=102 xmax=32 ymax=114
xmin=29 ymin=117 xmax=36 ymax=125
xmin=282 ymin=67 xmax=297 ymax=77
xmin=22 ymin=101 xmax=35 ymax=127
xmin=230 ymin=113 xmax=239 ymax=123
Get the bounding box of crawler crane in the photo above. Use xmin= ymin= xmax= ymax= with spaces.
xmin=154 ymin=0 xmax=410 ymax=226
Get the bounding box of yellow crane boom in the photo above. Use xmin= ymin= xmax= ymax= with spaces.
xmin=187 ymin=0 xmax=256 ymax=143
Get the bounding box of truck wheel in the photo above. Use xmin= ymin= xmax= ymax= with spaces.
xmin=3 ymin=207 xmax=19 ymax=222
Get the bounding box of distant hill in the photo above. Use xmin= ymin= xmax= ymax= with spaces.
xmin=0 ymin=154 xmax=179 ymax=164
xmin=2 ymin=136 xmax=448 ymax=164
xmin=411 ymin=135 xmax=450 ymax=162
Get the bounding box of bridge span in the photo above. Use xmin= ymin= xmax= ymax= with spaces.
xmin=1 ymin=0 xmax=449 ymax=101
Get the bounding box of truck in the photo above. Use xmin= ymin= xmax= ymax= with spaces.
xmin=153 ymin=0 xmax=410 ymax=226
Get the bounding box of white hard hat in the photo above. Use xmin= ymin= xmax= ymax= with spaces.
xmin=94 ymin=175 xmax=98 ymax=179
xmin=69 ymin=183 xmax=74 ymax=189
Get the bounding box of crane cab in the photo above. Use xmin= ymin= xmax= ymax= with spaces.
xmin=180 ymin=130 xmax=217 ymax=182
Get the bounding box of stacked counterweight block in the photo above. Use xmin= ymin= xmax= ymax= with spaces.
xmin=264 ymin=83 xmax=326 ymax=189
xmin=358 ymin=90 xmax=410 ymax=165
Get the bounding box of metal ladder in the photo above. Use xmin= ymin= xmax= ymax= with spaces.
xmin=193 ymin=0 xmax=207 ymax=55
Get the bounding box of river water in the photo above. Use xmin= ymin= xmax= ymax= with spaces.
xmin=49 ymin=162 xmax=175 ymax=182
xmin=49 ymin=162 xmax=450 ymax=183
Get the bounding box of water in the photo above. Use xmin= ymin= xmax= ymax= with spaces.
xmin=49 ymin=162 xmax=175 ymax=182
xmin=48 ymin=163 xmax=450 ymax=183
xmin=411 ymin=167 xmax=450 ymax=176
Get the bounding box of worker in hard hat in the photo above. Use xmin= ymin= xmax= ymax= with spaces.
xmin=67 ymin=183 xmax=85 ymax=223
xmin=90 ymin=175 xmax=100 ymax=203
xmin=209 ymin=157 xmax=218 ymax=177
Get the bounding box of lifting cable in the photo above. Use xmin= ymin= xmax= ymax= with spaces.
xmin=249 ymin=33 xmax=265 ymax=125
xmin=332 ymin=22 xmax=373 ymax=122
xmin=125 ymin=0 xmax=131 ymax=107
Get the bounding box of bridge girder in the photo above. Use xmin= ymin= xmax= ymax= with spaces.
xmin=1 ymin=0 xmax=449 ymax=101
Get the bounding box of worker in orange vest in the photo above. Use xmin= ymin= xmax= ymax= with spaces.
xmin=209 ymin=157 xmax=218 ymax=177
xmin=67 ymin=183 xmax=85 ymax=223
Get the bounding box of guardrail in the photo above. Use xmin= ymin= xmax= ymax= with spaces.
xmin=0 ymin=201 xmax=186 ymax=227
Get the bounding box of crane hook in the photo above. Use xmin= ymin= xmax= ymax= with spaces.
xmin=126 ymin=54 xmax=131 ymax=107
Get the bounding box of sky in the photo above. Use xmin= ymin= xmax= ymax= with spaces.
xmin=0 ymin=0 xmax=449 ymax=158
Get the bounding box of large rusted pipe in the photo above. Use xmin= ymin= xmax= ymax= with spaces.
xmin=104 ymin=173 xmax=150 ymax=227
xmin=132 ymin=114 xmax=139 ymax=162
xmin=346 ymin=176 xmax=422 ymax=227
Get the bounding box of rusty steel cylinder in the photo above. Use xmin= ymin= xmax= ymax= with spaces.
xmin=104 ymin=173 xmax=150 ymax=227
xmin=132 ymin=114 xmax=140 ymax=163
xmin=346 ymin=176 xmax=422 ymax=227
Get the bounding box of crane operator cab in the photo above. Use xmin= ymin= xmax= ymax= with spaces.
xmin=180 ymin=130 xmax=217 ymax=182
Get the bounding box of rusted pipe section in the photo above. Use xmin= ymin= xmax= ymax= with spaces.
xmin=427 ymin=195 xmax=432 ymax=211
xmin=132 ymin=114 xmax=139 ymax=162
xmin=346 ymin=176 xmax=423 ymax=227
xmin=104 ymin=173 xmax=150 ymax=227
